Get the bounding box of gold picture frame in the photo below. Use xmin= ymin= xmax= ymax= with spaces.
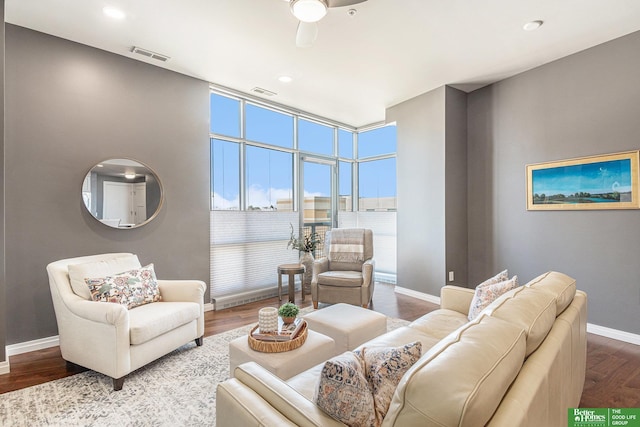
xmin=526 ymin=150 xmax=640 ymax=210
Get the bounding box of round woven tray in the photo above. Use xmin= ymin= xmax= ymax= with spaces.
xmin=248 ymin=321 xmax=308 ymax=353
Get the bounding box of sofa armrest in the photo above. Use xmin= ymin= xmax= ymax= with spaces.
xmin=233 ymin=362 xmax=344 ymax=427
xmin=312 ymin=258 xmax=329 ymax=279
xmin=66 ymin=297 xmax=129 ymax=327
xmin=440 ymin=285 xmax=475 ymax=315
xmin=362 ymin=258 xmax=375 ymax=287
xmin=217 ymin=379 xmax=299 ymax=427
xmin=157 ymin=280 xmax=206 ymax=304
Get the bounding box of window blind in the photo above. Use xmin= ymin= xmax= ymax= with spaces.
xmin=210 ymin=210 xmax=299 ymax=300
xmin=338 ymin=211 xmax=397 ymax=276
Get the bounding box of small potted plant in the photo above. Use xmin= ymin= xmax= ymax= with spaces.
xmin=278 ymin=302 xmax=300 ymax=324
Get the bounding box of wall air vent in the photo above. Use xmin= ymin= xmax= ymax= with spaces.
xmin=251 ymin=87 xmax=277 ymax=97
xmin=131 ymin=46 xmax=170 ymax=62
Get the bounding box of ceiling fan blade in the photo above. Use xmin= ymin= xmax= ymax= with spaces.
xmin=326 ymin=0 xmax=367 ymax=8
xmin=296 ymin=21 xmax=318 ymax=48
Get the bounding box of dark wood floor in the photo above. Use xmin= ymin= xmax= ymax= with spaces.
xmin=2 ymin=283 xmax=639 ymax=409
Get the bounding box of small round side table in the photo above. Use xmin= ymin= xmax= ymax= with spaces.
xmin=277 ymin=263 xmax=305 ymax=303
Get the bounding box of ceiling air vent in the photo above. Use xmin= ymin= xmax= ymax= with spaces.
xmin=131 ymin=46 xmax=170 ymax=62
xmin=251 ymin=87 xmax=277 ymax=97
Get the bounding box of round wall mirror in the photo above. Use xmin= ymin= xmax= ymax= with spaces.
xmin=82 ymin=158 xmax=164 ymax=229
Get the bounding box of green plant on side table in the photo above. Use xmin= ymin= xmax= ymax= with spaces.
xmin=278 ymin=302 xmax=299 ymax=324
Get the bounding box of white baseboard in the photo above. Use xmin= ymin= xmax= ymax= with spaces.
xmin=6 ymin=335 xmax=60 ymax=357
xmin=394 ymin=286 xmax=640 ymax=346
xmin=0 ymin=360 xmax=9 ymax=375
xmin=212 ymin=283 xmax=301 ymax=310
xmin=587 ymin=323 xmax=640 ymax=345
xmin=204 ymin=302 xmax=214 ymax=312
xmin=394 ymin=286 xmax=440 ymax=305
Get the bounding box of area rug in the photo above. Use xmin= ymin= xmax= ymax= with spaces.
xmin=0 ymin=313 xmax=410 ymax=427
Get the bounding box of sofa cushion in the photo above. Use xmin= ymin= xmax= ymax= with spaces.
xmin=68 ymin=254 xmax=141 ymax=300
xmin=525 ymin=271 xmax=576 ymax=315
xmin=468 ymin=275 xmax=519 ymax=320
xmin=408 ymin=309 xmax=469 ymax=340
xmin=484 ymin=286 xmax=557 ymax=356
xmin=314 ymin=352 xmax=376 ymax=427
xmin=128 ymin=301 xmax=200 ymax=345
xmin=356 ymin=341 xmax=422 ymax=426
xmin=85 ymin=264 xmax=161 ymax=310
xmin=384 ymin=315 xmax=526 ymax=427
xmin=356 ymin=326 xmax=440 ymax=355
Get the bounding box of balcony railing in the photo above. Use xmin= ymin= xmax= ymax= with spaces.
xmin=303 ymin=222 xmax=331 ymax=259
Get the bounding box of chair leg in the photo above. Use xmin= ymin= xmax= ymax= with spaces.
xmin=113 ymin=377 xmax=125 ymax=391
xmin=313 ymin=301 xmax=318 ymax=309
xmin=195 ymin=336 xmax=204 ymax=346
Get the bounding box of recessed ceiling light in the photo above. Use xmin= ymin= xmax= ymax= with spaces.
xmin=278 ymin=75 xmax=293 ymax=83
xmin=523 ymin=20 xmax=543 ymax=31
xmin=103 ymin=6 xmax=126 ymax=20
xmin=124 ymin=173 xmax=136 ymax=179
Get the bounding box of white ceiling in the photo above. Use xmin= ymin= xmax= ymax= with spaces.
xmin=6 ymin=0 xmax=640 ymax=127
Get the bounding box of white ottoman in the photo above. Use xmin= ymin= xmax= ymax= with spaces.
xmin=303 ymin=303 xmax=387 ymax=353
xmin=229 ymin=330 xmax=336 ymax=380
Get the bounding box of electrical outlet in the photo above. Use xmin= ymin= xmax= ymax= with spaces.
xmin=448 ymin=271 xmax=454 ymax=282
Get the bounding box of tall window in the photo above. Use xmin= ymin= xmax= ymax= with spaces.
xmin=299 ymin=118 xmax=333 ymax=155
xmin=210 ymin=94 xmax=240 ymax=137
xmin=338 ymin=161 xmax=353 ymax=212
xmin=338 ymin=128 xmax=354 ymax=159
xmin=359 ymin=158 xmax=397 ymax=211
xmin=245 ymin=146 xmax=293 ymax=211
xmin=209 ymin=89 xmax=397 ymax=306
xmin=338 ymin=124 xmax=397 ymax=280
xmin=245 ymin=103 xmax=293 ymax=148
xmin=357 ymin=126 xmax=397 ymax=211
xmin=211 ymin=139 xmax=239 ymax=210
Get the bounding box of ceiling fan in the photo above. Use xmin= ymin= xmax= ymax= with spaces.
xmin=287 ymin=0 xmax=368 ymax=47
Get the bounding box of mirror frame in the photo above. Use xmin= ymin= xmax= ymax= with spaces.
xmin=82 ymin=158 xmax=165 ymax=229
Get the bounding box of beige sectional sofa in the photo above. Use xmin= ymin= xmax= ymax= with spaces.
xmin=217 ymin=271 xmax=587 ymax=427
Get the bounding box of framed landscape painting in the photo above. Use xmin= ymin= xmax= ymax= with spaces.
xmin=526 ymin=150 xmax=640 ymax=210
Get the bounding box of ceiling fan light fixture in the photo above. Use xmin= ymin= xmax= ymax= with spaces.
xmin=291 ymin=0 xmax=328 ymax=23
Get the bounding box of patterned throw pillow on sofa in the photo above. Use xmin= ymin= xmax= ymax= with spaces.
xmin=315 ymin=352 xmax=376 ymax=427
xmin=468 ymin=275 xmax=518 ymax=321
xmin=477 ymin=269 xmax=509 ymax=288
xmin=85 ymin=264 xmax=161 ymax=310
xmin=316 ymin=342 xmax=422 ymax=427
xmin=356 ymin=341 xmax=422 ymax=425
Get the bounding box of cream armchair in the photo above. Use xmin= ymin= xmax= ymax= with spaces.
xmin=311 ymin=228 xmax=375 ymax=309
xmin=47 ymin=253 xmax=206 ymax=390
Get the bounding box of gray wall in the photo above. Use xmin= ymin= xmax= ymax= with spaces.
xmin=467 ymin=30 xmax=640 ymax=334
xmin=4 ymin=25 xmax=210 ymax=344
xmin=445 ymin=87 xmax=468 ymax=286
xmin=388 ymin=86 xmax=468 ymax=295
xmin=0 ymin=0 xmax=6 ymax=362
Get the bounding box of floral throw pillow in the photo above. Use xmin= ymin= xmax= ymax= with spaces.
xmin=477 ymin=269 xmax=509 ymax=288
xmin=85 ymin=264 xmax=161 ymax=310
xmin=468 ymin=275 xmax=518 ymax=321
xmin=315 ymin=352 xmax=377 ymax=427
xmin=356 ymin=341 xmax=422 ymax=425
